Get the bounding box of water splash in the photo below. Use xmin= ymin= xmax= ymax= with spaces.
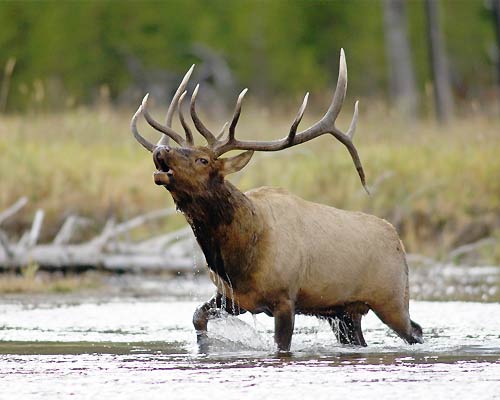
xmin=216 ymin=274 xmax=227 ymax=311
xmin=207 ymin=314 xmax=273 ymax=352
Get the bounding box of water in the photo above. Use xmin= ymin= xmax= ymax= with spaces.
xmin=0 ymin=284 xmax=499 ymax=399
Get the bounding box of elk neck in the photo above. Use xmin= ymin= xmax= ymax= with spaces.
xmin=171 ymin=179 xmax=264 ymax=288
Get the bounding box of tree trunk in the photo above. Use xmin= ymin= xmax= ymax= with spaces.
xmin=382 ymin=0 xmax=419 ymax=119
xmin=493 ymin=0 xmax=500 ymax=102
xmin=425 ymin=0 xmax=454 ymax=123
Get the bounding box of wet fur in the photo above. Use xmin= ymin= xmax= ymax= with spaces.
xmin=175 ymin=179 xmax=261 ymax=288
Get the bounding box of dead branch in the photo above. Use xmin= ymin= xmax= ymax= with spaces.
xmin=137 ymin=225 xmax=193 ymax=250
xmin=17 ymin=231 xmax=30 ymax=249
xmin=27 ymin=210 xmax=44 ymax=249
xmin=0 ymin=243 xmax=198 ymax=273
xmin=90 ymin=207 xmax=177 ymax=247
xmin=53 ymin=215 xmax=92 ymax=245
xmin=0 ymin=205 xmax=202 ymax=274
xmin=0 ymin=197 xmax=28 ymax=226
xmin=447 ymin=237 xmax=496 ymax=262
xmin=0 ymin=230 xmax=13 ymax=259
xmin=88 ymin=218 xmax=116 ymax=249
xmin=406 ymin=253 xmax=437 ymax=267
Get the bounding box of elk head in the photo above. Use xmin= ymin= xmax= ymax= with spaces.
xmin=130 ymin=49 xmax=369 ymax=201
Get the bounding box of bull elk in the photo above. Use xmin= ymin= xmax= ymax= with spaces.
xmin=130 ymin=49 xmax=423 ymax=351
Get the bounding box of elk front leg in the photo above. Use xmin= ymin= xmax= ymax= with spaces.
xmin=192 ymin=292 xmax=245 ymax=350
xmin=274 ymin=300 xmax=295 ymax=352
xmin=192 ymin=295 xmax=217 ymax=345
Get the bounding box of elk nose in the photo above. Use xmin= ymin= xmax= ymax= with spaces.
xmin=154 ymin=145 xmax=170 ymax=157
xmin=158 ymin=145 xmax=171 ymax=154
xmin=153 ymin=145 xmax=170 ymax=168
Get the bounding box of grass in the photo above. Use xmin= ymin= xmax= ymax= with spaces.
xmin=0 ymin=263 xmax=104 ymax=294
xmin=0 ymin=101 xmax=499 ymax=263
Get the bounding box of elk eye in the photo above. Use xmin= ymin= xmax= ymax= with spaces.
xmin=195 ymin=158 xmax=209 ymax=165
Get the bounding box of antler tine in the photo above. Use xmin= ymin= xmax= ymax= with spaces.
xmin=228 ymin=88 xmax=248 ymax=142
xmin=216 ymin=121 xmax=229 ymax=141
xmin=190 ymin=84 xmax=217 ymax=146
xmin=142 ymin=94 xmax=187 ymax=146
xmin=177 ymin=91 xmax=194 ymax=145
xmin=323 ymin=48 xmax=348 ymax=126
xmin=346 ymin=100 xmax=359 ymax=139
xmin=287 ymin=92 xmax=309 ymax=145
xmin=158 ymin=64 xmax=195 ymax=146
xmin=130 ymin=97 xmax=157 ymax=153
xmin=211 ymin=49 xmax=368 ymax=192
xmin=331 ymin=127 xmax=368 ymax=194
xmin=333 ymin=100 xmax=368 ymax=193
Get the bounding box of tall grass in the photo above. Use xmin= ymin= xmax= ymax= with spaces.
xmin=1 ymin=103 xmax=499 ymax=261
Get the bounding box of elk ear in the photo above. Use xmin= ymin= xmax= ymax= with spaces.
xmin=220 ymin=150 xmax=254 ymax=176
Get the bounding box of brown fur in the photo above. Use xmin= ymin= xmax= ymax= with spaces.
xmin=152 ymin=145 xmax=423 ymax=351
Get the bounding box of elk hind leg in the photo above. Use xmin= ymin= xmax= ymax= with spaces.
xmin=327 ymin=310 xmax=367 ymax=347
xmin=372 ymin=302 xmax=423 ymax=345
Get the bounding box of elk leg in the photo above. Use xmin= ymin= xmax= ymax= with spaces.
xmin=372 ymin=303 xmax=424 ymax=345
xmin=274 ymin=300 xmax=295 ymax=352
xmin=192 ymin=296 xmax=217 ymax=347
xmin=328 ymin=311 xmax=367 ymax=347
xmin=192 ymin=292 xmax=246 ymax=349
xmin=350 ymin=313 xmax=367 ymax=346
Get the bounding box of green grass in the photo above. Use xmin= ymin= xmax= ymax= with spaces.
xmin=1 ymin=103 xmax=499 ymax=262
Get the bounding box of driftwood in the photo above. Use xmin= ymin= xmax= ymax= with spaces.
xmin=0 ymin=198 xmax=203 ymax=273
xmin=447 ymin=237 xmax=497 ymax=262
xmin=0 ymin=196 xmax=28 ymax=225
xmin=53 ymin=215 xmax=92 ymax=245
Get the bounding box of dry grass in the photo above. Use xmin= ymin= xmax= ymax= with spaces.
xmin=1 ymin=102 xmax=499 ymax=262
xmin=0 ymin=264 xmax=104 ymax=294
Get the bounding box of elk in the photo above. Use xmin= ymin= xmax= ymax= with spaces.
xmin=130 ymin=49 xmax=423 ymax=352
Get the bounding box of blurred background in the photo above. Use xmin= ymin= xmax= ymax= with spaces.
xmin=0 ymin=0 xmax=499 ymax=298
xmin=0 ymin=0 xmax=499 ymax=115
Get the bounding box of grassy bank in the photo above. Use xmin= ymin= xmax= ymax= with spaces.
xmin=1 ymin=103 xmax=499 ymax=263
xmin=0 ymin=264 xmax=103 ymax=294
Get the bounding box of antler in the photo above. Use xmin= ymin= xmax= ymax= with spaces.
xmin=190 ymin=84 xmax=218 ymax=145
xmin=131 ymin=63 xmax=221 ymax=150
xmin=130 ymin=97 xmax=157 ymax=153
xmin=130 ymin=49 xmax=368 ymax=192
xmin=210 ymin=49 xmax=368 ymax=192
xmin=177 ymin=91 xmax=194 ymax=146
xmin=157 ymin=64 xmax=195 ymax=146
xmin=130 ymin=65 xmax=196 ymax=151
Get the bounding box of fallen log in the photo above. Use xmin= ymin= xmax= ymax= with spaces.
xmin=0 ymin=202 xmax=203 ymax=273
xmin=0 ymin=242 xmax=199 ymax=273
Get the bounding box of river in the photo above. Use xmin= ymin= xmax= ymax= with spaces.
xmin=0 ymin=266 xmax=499 ymax=399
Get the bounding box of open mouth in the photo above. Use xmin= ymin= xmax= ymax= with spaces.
xmin=153 ymin=159 xmax=173 ymax=185
xmin=159 ymin=160 xmax=169 ymax=172
xmin=153 ymin=151 xmax=174 ymax=185
xmin=157 ymin=160 xmax=173 ymax=176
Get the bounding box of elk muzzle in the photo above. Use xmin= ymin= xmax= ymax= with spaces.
xmin=153 ymin=170 xmax=173 ymax=186
xmin=153 ymin=146 xmax=173 ymax=186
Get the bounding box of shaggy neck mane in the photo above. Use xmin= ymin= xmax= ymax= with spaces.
xmin=172 ymin=179 xmax=260 ymax=286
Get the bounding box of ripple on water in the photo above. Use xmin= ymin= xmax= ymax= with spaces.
xmin=0 ymin=299 xmax=499 ymax=399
